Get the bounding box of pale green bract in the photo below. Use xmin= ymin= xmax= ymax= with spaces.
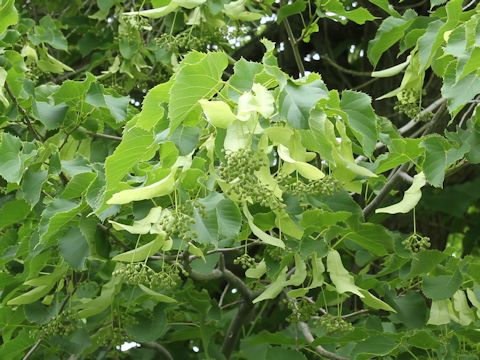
xmin=376 ymin=172 xmax=426 ymax=214
xmin=107 ymin=170 xmax=176 ymax=205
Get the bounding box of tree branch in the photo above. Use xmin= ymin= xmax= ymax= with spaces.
xmin=5 ymin=84 xmax=43 ymax=141
xmin=321 ymin=55 xmax=372 ymax=77
xmin=298 ymin=322 xmax=347 ymax=360
xmin=219 ymin=254 xmax=254 ymax=302
xmin=221 ymin=301 xmax=255 ymax=359
xmin=362 ymin=100 xmax=448 ymax=218
xmin=363 ymin=163 xmax=410 ymax=219
xmin=283 ymin=18 xmax=305 ymax=78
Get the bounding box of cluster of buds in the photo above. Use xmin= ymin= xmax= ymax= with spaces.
xmin=394 ymin=89 xmax=433 ymax=121
xmin=403 ymin=233 xmax=431 ymax=252
xmin=34 ymin=309 xmax=80 ymax=339
xmin=280 ymin=175 xmax=340 ymax=197
xmin=113 ymin=262 xmax=184 ymax=289
xmin=284 ymin=298 xmax=317 ymax=323
xmin=156 ymin=207 xmax=197 ymax=243
xmin=233 ymin=254 xmax=256 ymax=270
xmin=315 ymin=313 xmax=354 ymax=333
xmin=219 ymin=149 xmax=284 ymax=210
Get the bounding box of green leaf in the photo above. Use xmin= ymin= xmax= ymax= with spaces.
xmin=0 ymin=133 xmax=24 ymax=184
xmin=278 ymin=77 xmax=328 ymax=129
xmin=226 ymin=58 xmax=263 ymax=101
xmin=277 ymin=0 xmax=306 ymax=23
xmin=7 ymin=265 xmax=68 ymax=305
xmin=0 ymin=0 xmax=18 ymax=35
xmin=0 ymin=67 xmax=9 ymax=107
xmin=422 ymin=270 xmax=463 ymax=300
xmin=7 ymin=285 xmax=54 ymax=306
xmin=417 ymin=19 xmax=445 ymax=71
xmin=368 ymin=16 xmax=413 ymax=66
xmin=20 ymin=169 xmax=48 ymax=207
xmin=346 ymin=223 xmax=393 ymax=256
xmin=441 ymin=60 xmax=480 ymax=115
xmin=359 ymin=289 xmax=396 ymax=312
xmin=0 ymin=199 xmax=30 ymax=231
xmin=216 ymin=198 xmax=242 ymax=241
xmin=326 ymin=249 xmax=364 ymax=298
xmin=352 ymin=335 xmax=398 ymax=359
xmin=138 ymin=284 xmax=176 ymax=303
xmin=85 ymin=82 xmax=130 ymax=122
xmin=170 ymin=125 xmax=200 ymax=155
xmin=77 ymin=279 xmax=117 ymax=318
xmin=199 ymin=100 xmax=237 ymax=128
xmin=61 ymin=172 xmax=96 ymax=199
xmin=104 ymin=127 xmax=158 ymax=204
xmin=376 ymin=172 xmax=426 ymax=214
xmin=169 ymin=51 xmax=228 ymax=132
xmin=192 ymin=205 xmax=218 ymax=245
xmin=321 ymin=0 xmax=377 ymax=25
xmin=135 ymin=81 xmax=171 ymax=131
xmin=253 ymin=267 xmax=288 ymax=303
xmin=243 ymin=205 xmax=285 ymax=248
xmin=29 ymin=16 xmax=68 ymax=51
xmin=59 ymin=227 xmax=89 ymax=269
xmin=32 ymin=101 xmax=68 ymax=130
xmin=391 ymin=291 xmax=427 ymax=328
xmin=38 ymin=199 xmax=85 ymax=244
xmin=112 ymin=234 xmax=166 ymax=262
xmin=340 ymin=90 xmax=378 ymax=157
xmin=420 ymin=136 xmax=449 ymax=188
xmin=458 ymin=47 xmax=480 ymax=80
xmin=408 ymin=250 xmax=447 ymax=278
xmin=125 ymin=303 xmax=167 ymax=342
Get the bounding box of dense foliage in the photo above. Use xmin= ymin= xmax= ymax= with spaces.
xmin=1 ymin=0 xmax=480 ymax=359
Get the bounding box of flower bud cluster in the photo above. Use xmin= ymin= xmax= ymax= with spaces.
xmin=113 ymin=262 xmax=184 ymax=289
xmin=403 ymin=233 xmax=431 ymax=252
xmin=156 ymin=28 xmax=227 ymax=53
xmin=233 ymin=254 xmax=256 ymax=270
xmin=156 ymin=207 xmax=196 ymax=243
xmin=219 ymin=149 xmax=284 ymax=210
xmin=280 ymin=175 xmax=340 ymax=197
xmin=96 ymin=326 xmax=128 ymax=348
xmin=315 ymin=313 xmax=354 ymax=333
xmin=35 ymin=309 xmax=79 ymax=339
xmin=284 ymin=298 xmax=317 ymax=323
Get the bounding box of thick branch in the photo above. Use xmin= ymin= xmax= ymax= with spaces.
xmin=219 ymin=254 xmax=253 ymax=301
xmin=221 ymin=301 xmax=255 ymax=359
xmin=298 ymin=322 xmax=347 ymax=360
